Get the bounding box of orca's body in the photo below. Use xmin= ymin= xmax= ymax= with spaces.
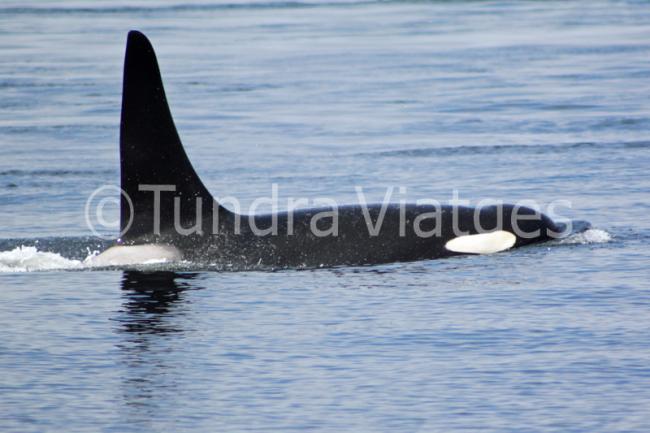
xmin=93 ymin=31 xmax=566 ymax=268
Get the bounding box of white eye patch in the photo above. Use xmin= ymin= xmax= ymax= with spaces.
xmin=445 ymin=231 xmax=516 ymax=255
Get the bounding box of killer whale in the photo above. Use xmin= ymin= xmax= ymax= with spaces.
xmin=93 ymin=30 xmax=567 ymax=268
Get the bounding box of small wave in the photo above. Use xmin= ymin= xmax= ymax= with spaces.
xmin=0 ymin=246 xmax=83 ymax=272
xmin=0 ymin=1 xmax=371 ymax=15
xmin=0 ymin=169 xmax=114 ymax=177
xmin=560 ymin=229 xmax=612 ymax=245
xmin=361 ymin=140 xmax=650 ymax=159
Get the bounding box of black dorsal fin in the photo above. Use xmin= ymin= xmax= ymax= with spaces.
xmin=120 ymin=30 xmax=217 ymax=241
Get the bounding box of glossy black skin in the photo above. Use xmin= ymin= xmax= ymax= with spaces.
xmin=116 ymin=31 xmax=562 ymax=269
xmin=129 ymin=202 xmax=562 ymax=268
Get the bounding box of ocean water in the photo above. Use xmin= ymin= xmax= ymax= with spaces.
xmin=1 ymin=0 xmax=650 ymax=431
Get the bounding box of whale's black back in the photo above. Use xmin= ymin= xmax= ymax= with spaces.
xmin=120 ymin=31 xmax=216 ymax=241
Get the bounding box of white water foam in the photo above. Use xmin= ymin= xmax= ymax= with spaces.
xmin=0 ymin=246 xmax=83 ymax=272
xmin=0 ymin=245 xmax=174 ymax=272
xmin=560 ymin=228 xmax=612 ymax=245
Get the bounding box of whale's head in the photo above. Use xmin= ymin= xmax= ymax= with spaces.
xmin=443 ymin=204 xmax=568 ymax=255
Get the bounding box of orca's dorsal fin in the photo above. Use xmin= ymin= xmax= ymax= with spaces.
xmin=120 ymin=31 xmax=217 ymax=241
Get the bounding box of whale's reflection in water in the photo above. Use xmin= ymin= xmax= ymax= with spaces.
xmin=117 ymin=270 xmax=201 ymax=335
xmin=114 ymin=271 xmax=204 ymax=421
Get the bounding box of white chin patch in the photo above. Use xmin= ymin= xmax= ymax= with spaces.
xmin=445 ymin=231 xmax=517 ymax=255
xmin=86 ymin=244 xmax=182 ymax=266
